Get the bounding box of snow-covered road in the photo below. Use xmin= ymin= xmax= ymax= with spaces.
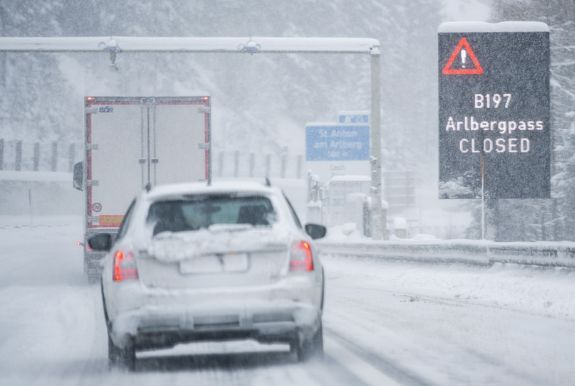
xmin=1 ymin=216 xmax=575 ymax=385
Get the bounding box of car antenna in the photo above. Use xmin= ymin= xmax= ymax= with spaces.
xmin=265 ymin=177 xmax=271 ymax=187
xmin=145 ymin=183 xmax=152 ymax=192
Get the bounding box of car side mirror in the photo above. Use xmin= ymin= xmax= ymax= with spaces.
xmin=73 ymin=161 xmax=83 ymax=191
xmin=305 ymin=223 xmax=327 ymax=240
xmin=88 ymin=233 xmax=113 ymax=252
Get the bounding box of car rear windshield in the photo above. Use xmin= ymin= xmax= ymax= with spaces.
xmin=147 ymin=194 xmax=276 ymax=235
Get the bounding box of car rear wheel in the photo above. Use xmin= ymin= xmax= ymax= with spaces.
xmin=295 ymin=322 xmax=324 ymax=362
xmin=108 ymin=335 xmax=136 ymax=371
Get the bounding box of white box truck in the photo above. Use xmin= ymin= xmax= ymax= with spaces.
xmin=74 ymin=96 xmax=211 ymax=282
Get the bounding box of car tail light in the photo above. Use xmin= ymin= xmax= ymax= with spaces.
xmin=289 ymin=241 xmax=314 ymax=272
xmin=113 ymin=250 xmax=138 ymax=282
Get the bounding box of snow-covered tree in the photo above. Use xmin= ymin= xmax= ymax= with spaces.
xmin=484 ymin=0 xmax=575 ymax=241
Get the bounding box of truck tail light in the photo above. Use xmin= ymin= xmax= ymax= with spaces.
xmin=113 ymin=250 xmax=138 ymax=282
xmin=289 ymin=241 xmax=314 ymax=272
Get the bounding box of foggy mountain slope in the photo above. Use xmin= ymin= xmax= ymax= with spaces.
xmin=0 ymin=0 xmax=444 ymax=169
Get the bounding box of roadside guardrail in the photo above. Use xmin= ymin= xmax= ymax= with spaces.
xmin=318 ymin=239 xmax=575 ymax=268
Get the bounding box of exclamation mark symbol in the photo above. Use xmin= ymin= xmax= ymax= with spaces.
xmin=461 ymin=49 xmax=467 ymax=68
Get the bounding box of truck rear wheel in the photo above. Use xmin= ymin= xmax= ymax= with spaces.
xmin=87 ymin=274 xmax=100 ymax=285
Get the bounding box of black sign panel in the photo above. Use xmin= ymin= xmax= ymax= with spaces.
xmin=439 ymin=29 xmax=550 ymax=199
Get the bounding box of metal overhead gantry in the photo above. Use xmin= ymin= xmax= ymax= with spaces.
xmin=0 ymin=36 xmax=386 ymax=239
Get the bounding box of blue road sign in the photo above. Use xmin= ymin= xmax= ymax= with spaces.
xmin=306 ymin=124 xmax=369 ymax=161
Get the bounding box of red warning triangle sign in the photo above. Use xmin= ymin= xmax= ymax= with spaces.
xmin=442 ymin=37 xmax=484 ymax=75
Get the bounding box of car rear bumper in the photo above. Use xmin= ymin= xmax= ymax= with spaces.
xmin=106 ymin=277 xmax=323 ymax=349
xmin=110 ymin=301 xmax=320 ymax=349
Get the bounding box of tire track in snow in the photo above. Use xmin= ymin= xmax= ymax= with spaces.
xmin=324 ymin=265 xmax=554 ymax=386
xmin=324 ymin=326 xmax=433 ymax=386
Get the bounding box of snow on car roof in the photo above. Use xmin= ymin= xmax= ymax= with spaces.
xmin=145 ymin=180 xmax=277 ymax=200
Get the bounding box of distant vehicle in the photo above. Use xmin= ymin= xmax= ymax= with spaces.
xmin=74 ymin=96 xmax=211 ymax=283
xmin=89 ymin=181 xmax=326 ymax=370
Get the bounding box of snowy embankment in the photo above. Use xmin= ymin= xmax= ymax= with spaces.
xmin=319 ymin=238 xmax=575 ymax=268
xmin=322 ymin=256 xmax=575 ymax=385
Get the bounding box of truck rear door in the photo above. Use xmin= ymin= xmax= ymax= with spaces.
xmin=85 ymin=96 xmax=210 ymax=230
xmin=86 ymin=98 xmax=143 ymax=229
xmin=149 ymin=97 xmax=209 ymax=186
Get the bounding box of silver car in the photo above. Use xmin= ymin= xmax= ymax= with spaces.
xmin=89 ymin=181 xmax=326 ymax=370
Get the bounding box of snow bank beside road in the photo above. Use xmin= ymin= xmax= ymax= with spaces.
xmin=324 ymin=254 xmax=575 ymax=323
xmin=323 ymin=256 xmax=575 ymax=385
